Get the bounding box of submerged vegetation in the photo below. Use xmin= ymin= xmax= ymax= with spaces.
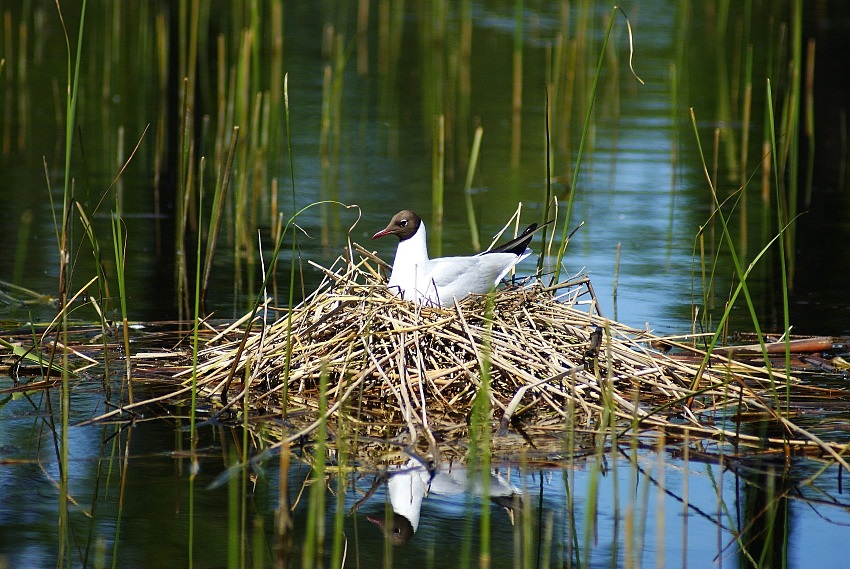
xmin=1 ymin=0 xmax=849 ymax=568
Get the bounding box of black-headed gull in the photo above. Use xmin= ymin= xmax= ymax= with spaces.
xmin=372 ymin=210 xmax=544 ymax=307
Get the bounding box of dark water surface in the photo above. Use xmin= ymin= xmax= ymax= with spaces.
xmin=1 ymin=1 xmax=849 ymax=567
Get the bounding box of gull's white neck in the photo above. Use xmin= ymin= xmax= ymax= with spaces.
xmin=387 ymin=461 xmax=430 ymax=532
xmin=387 ymin=222 xmax=429 ymax=295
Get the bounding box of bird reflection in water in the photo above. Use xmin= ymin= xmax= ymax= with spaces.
xmin=364 ymin=456 xmax=522 ymax=545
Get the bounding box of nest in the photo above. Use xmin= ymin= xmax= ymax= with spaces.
xmin=179 ymin=245 xmax=850 ymax=467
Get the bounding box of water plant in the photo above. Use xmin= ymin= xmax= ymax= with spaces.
xmin=54 ymin=0 xmax=88 ymax=563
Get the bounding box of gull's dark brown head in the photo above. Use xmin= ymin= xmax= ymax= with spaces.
xmin=365 ymin=513 xmax=416 ymax=546
xmin=372 ymin=210 xmax=422 ymax=242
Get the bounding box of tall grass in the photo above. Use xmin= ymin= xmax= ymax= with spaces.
xmin=689 ymin=103 xmax=796 ymax=433
xmin=168 ymin=0 xmax=287 ymax=318
xmin=684 ymin=0 xmax=802 ymax=420
xmin=53 ymin=0 xmax=87 ymax=564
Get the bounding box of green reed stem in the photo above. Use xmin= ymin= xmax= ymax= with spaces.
xmin=176 ymin=77 xmax=192 ymax=319
xmin=238 ymin=362 xmax=252 ymax=568
xmin=739 ymin=45 xmax=753 ymax=257
xmin=431 ymin=114 xmax=445 ymax=257
xmin=303 ymin=363 xmax=329 ymax=569
xmin=613 ymin=242 xmax=621 ymax=322
xmin=110 ymin=214 xmax=133 ymax=404
xmin=680 ymin=430 xmax=690 ymax=565
xmin=108 ymin=422 xmax=133 ymax=569
xmin=510 ymin=0 xmax=523 ymax=169
xmin=281 ymin=73 xmax=297 ymax=416
xmin=330 ymin=409 xmax=349 ymax=569
xmin=54 ymin=0 xmax=87 ymax=564
xmin=12 ymin=210 xmax=32 ymax=286
xmin=782 ymin=0 xmax=802 ymax=282
xmin=462 ymin=126 xmax=483 ymax=251
xmin=688 ymin=108 xmax=793 ymax=400
xmin=74 ymin=204 xmax=111 ymax=312
xmin=563 ymin=363 xmax=581 ymax=567
xmin=228 ymin=443 xmax=240 ymax=569
xmin=625 ymin=365 xmax=642 ymax=567
xmin=803 ymin=37 xmax=815 ymax=209
xmin=319 ymin=27 xmax=348 ymax=249
xmin=540 ymin=87 xmax=553 ymax=275
xmin=202 ymin=126 xmax=239 ymax=304
xmin=188 ymin=156 xmax=206 ymax=567
xmin=479 ymin=295 xmax=494 ymax=566
xmin=604 ymin=372 xmax=624 ymax=567
xmin=766 ymin=80 xmax=793 ymax=416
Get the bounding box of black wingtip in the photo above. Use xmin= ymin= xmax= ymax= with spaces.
xmin=486 ymin=219 xmax=554 ymax=256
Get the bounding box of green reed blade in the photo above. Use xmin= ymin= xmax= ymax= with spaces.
xmin=463 ymin=126 xmax=483 ymax=251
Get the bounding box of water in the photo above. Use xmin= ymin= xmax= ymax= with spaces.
xmin=1 ymin=1 xmax=849 ymax=567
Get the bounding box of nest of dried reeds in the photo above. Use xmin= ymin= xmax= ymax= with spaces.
xmin=180 ymin=245 xmax=850 ymax=467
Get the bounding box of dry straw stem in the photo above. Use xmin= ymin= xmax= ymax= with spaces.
xmin=170 ymin=249 xmax=848 ymax=468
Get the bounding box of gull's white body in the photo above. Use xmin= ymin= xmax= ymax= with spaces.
xmin=380 ymin=214 xmax=531 ymax=307
xmin=385 ymin=460 xmax=430 ymax=534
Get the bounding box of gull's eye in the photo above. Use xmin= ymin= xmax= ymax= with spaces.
xmin=399 ymin=219 xmax=408 ymax=227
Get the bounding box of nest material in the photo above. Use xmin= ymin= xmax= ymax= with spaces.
xmin=183 ymin=246 xmax=850 ymax=465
